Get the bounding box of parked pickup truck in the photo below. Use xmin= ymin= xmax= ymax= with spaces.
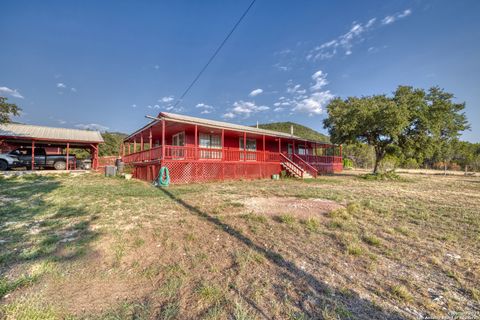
xmin=0 ymin=147 xmax=76 ymax=170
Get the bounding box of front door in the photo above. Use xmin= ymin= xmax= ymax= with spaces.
xmin=287 ymin=144 xmax=293 ymax=156
xmin=172 ymin=132 xmax=185 ymax=159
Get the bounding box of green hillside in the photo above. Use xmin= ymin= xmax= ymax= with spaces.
xmin=256 ymin=122 xmax=330 ymax=142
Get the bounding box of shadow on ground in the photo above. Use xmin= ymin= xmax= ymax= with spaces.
xmin=0 ymin=175 xmax=99 ymax=297
xmin=159 ymin=187 xmax=407 ymax=320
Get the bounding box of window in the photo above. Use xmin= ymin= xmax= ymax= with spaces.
xmin=298 ymin=146 xmax=306 ymax=155
xmin=172 ymin=132 xmax=185 ymax=146
xmin=239 ymin=138 xmax=257 ymax=160
xmin=199 ymin=133 xmax=221 ymax=149
xmin=199 ymin=133 xmax=221 ymax=159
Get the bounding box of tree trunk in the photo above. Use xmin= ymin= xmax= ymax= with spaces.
xmin=373 ymin=148 xmax=384 ymax=174
xmin=444 ymin=162 xmax=447 ymax=176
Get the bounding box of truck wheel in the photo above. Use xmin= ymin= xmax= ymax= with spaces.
xmin=0 ymin=160 xmax=8 ymax=171
xmin=54 ymin=161 xmax=66 ymax=170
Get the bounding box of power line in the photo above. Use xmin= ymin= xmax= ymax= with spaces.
xmin=173 ymin=0 xmax=257 ymax=108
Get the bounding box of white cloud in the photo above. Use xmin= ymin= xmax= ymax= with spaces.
xmin=196 ymin=103 xmax=214 ymax=114
xmin=70 ymin=87 xmax=77 ymax=92
xmin=307 ymin=9 xmax=411 ymax=60
xmin=223 ymin=100 xmax=269 ymax=119
xmin=154 ymin=65 xmax=160 ymax=70
xmin=292 ymin=91 xmax=333 ymax=116
xmin=56 ymin=83 xmax=66 ymax=88
xmin=249 ymin=88 xmax=263 ymax=97
xmin=274 ymin=107 xmax=284 ymax=112
xmin=310 ymin=70 xmax=329 ymax=91
xmin=195 ymin=103 xmax=214 ymax=109
xmin=131 ymin=104 xmax=137 ymax=108
xmin=222 ymin=112 xmax=236 ymax=119
xmin=286 ymin=84 xmax=306 ymax=95
xmin=282 ymin=70 xmax=334 ymax=116
xmin=382 ymin=9 xmax=412 ymax=25
xmin=153 ymin=104 xmax=161 ymax=109
xmin=159 ymin=96 xmax=174 ymax=103
xmin=0 ymin=86 xmax=24 ymax=99
xmin=75 ymin=123 xmax=109 ymax=132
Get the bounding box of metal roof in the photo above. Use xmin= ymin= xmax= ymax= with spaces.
xmin=0 ymin=123 xmax=104 ymax=143
xmin=125 ymin=112 xmax=314 ymax=141
xmin=162 ymin=112 xmax=303 ymax=138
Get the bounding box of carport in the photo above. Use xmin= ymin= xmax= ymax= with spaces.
xmin=0 ymin=123 xmax=104 ymax=170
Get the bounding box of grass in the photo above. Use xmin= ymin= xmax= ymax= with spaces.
xmin=362 ymin=234 xmax=381 ymax=247
xmin=390 ymin=285 xmax=413 ymax=302
xmin=196 ymin=283 xmax=224 ymax=304
xmin=302 ymin=217 xmax=320 ymax=232
xmin=0 ymin=172 xmax=479 ymax=319
xmin=278 ymin=214 xmax=296 ymax=226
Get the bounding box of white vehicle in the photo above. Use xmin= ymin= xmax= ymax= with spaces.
xmin=0 ymin=151 xmax=22 ymax=170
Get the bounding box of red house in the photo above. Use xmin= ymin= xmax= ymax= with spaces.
xmin=121 ymin=112 xmax=342 ymax=184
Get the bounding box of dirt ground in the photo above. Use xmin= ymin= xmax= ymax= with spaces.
xmin=0 ymin=172 xmax=479 ymax=319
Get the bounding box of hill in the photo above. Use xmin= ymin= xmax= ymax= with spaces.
xmin=99 ymin=132 xmax=127 ymax=156
xmin=256 ymin=121 xmax=330 ymax=142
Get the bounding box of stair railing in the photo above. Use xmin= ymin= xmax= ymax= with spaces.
xmin=280 ymin=153 xmax=304 ymax=178
xmin=292 ymin=154 xmax=318 ymax=178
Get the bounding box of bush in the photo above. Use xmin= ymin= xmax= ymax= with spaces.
xmin=360 ymin=171 xmax=401 ymax=181
xmin=343 ymin=158 xmax=353 ymax=169
xmin=402 ymin=158 xmax=419 ymax=169
xmin=379 ymin=155 xmax=399 ymax=172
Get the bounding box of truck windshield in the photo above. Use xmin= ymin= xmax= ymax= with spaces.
xmin=9 ymin=149 xmax=29 ymax=156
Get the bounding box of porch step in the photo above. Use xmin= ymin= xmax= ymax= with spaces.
xmin=281 ymin=161 xmax=313 ymax=179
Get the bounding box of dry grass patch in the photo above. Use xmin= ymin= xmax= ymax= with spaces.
xmin=0 ymin=173 xmax=479 ymax=319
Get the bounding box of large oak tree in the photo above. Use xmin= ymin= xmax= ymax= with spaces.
xmin=323 ymin=86 xmax=469 ymax=174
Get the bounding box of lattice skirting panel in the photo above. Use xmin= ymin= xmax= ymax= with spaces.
xmin=133 ymin=161 xmax=282 ymax=184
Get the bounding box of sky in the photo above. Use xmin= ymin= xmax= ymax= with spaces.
xmin=1 ymin=0 xmax=479 ymax=142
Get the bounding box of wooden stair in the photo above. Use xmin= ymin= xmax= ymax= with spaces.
xmin=280 ymin=154 xmax=313 ymax=179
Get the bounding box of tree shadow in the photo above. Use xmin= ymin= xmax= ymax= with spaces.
xmin=0 ymin=175 xmax=99 ymax=297
xmin=159 ymin=187 xmax=407 ymax=319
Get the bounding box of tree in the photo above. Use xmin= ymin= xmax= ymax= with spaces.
xmin=342 ymin=143 xmax=375 ymax=169
xmin=324 ymin=86 xmax=470 ymax=174
xmin=324 ymin=95 xmax=408 ymax=173
xmin=0 ymin=96 xmax=21 ymax=124
xmin=99 ymin=132 xmax=127 ymax=156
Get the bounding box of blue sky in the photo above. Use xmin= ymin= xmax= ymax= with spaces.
xmin=1 ymin=1 xmax=479 ymax=142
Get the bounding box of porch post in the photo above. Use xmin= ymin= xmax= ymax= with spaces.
xmin=278 ymin=138 xmax=281 ymax=154
xmin=149 ymin=128 xmax=153 ymax=160
xmin=149 ymin=128 xmax=152 ymax=150
xmin=293 ymin=140 xmax=295 ymax=155
xmin=304 ymin=140 xmax=307 ymax=155
xmin=221 ymin=129 xmax=224 ymax=160
xmin=221 ymin=129 xmax=225 ymax=180
xmin=31 ymin=140 xmax=35 ymax=170
xmin=262 ymin=135 xmax=265 ymax=162
xmin=66 ymin=143 xmax=70 ymax=170
xmin=194 ymin=124 xmax=198 ymax=160
xmin=133 ymin=139 xmax=137 ymax=153
xmin=161 ymin=119 xmax=165 ymax=160
xmin=93 ymin=144 xmax=99 ymax=170
xmin=140 ymin=135 xmax=144 ymax=151
xmin=243 ymin=132 xmax=247 ymax=162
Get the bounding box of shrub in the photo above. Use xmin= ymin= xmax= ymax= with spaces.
xmin=390 ymin=285 xmax=413 ymax=302
xmin=343 ymin=158 xmax=354 ymax=169
xmin=402 ymin=158 xmax=419 ymax=169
